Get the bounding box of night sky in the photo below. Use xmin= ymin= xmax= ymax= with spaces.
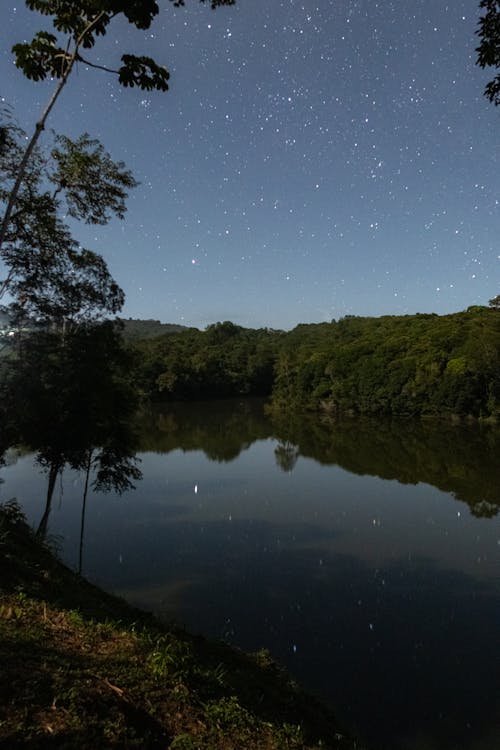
xmin=1 ymin=1 xmax=499 ymax=330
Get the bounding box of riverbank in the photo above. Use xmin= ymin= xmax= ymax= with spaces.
xmin=0 ymin=501 xmax=362 ymax=749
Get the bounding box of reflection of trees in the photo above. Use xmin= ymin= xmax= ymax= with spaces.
xmin=271 ymin=411 xmax=500 ymax=518
xmin=274 ymin=441 xmax=299 ymax=473
xmin=136 ymin=399 xmax=273 ymax=462
xmin=0 ymin=323 xmax=141 ymax=543
xmin=77 ymin=444 xmax=141 ymax=574
xmin=136 ymin=402 xmax=500 ymax=519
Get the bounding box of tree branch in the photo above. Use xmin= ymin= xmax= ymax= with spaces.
xmin=76 ymin=54 xmax=119 ymax=76
xmin=0 ymin=11 xmax=107 ymax=257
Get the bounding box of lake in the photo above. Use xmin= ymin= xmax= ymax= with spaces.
xmin=1 ymin=399 xmax=499 ymax=750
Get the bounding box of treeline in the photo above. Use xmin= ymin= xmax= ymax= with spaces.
xmin=131 ymin=320 xmax=283 ymax=400
xmin=130 ymin=307 xmax=500 ymax=419
xmin=119 ymin=318 xmax=188 ymax=341
xmin=272 ymin=307 xmax=500 ymax=418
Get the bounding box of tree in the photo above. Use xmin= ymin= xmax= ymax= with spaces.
xmin=488 ymin=294 xmax=500 ymax=309
xmin=0 ymin=122 xmax=134 ymax=327
xmin=0 ymin=321 xmax=142 ymax=537
xmin=0 ymin=0 xmax=235 ymax=253
xmin=476 ymin=0 xmax=500 ymax=105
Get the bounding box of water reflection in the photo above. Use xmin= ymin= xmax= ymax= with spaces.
xmin=1 ymin=399 xmax=500 ymax=750
xmin=271 ymin=412 xmax=500 ymax=518
xmin=136 ymin=399 xmax=271 ymax=462
xmin=88 ymin=506 xmax=499 ymax=750
xmin=274 ymin=441 xmax=300 ymax=473
xmin=138 ymin=401 xmax=500 ymax=518
xmin=0 ymin=324 xmax=142 ymax=559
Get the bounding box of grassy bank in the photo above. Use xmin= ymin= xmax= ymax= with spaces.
xmin=0 ymin=502 xmax=362 ymax=749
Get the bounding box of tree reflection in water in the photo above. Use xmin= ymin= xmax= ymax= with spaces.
xmin=274 ymin=441 xmax=299 ymax=473
xmin=138 ymin=401 xmax=500 ymax=518
xmin=0 ymin=323 xmax=142 ymax=562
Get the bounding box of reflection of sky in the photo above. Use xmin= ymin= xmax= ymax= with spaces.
xmin=2 ymin=440 xmax=500 ymax=748
xmin=2 ymin=439 xmax=499 ymax=581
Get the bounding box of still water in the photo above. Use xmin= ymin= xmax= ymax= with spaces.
xmin=2 ymin=400 xmax=499 ymax=750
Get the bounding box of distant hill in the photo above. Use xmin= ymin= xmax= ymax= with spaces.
xmin=118 ymin=318 xmax=190 ymax=341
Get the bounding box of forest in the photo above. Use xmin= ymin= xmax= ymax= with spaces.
xmin=1 ymin=3 xmax=500 ymax=749
xmin=129 ymin=306 xmax=500 ymax=420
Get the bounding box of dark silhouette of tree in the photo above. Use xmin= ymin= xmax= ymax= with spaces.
xmin=0 ymin=122 xmax=136 ymax=325
xmin=0 ymin=128 xmax=7 ymax=157
xmin=476 ymin=0 xmax=500 ymax=105
xmin=1 ymin=322 xmax=141 ymax=538
xmin=488 ymin=294 xmax=500 ymax=309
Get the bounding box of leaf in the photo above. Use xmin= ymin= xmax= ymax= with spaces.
xmin=50 ymin=133 xmax=139 ymax=225
xmin=12 ymin=32 xmax=69 ymax=81
xmin=118 ymin=54 xmax=170 ymax=91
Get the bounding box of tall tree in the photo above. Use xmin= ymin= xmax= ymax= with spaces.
xmin=0 ymin=123 xmax=135 ymax=327
xmin=476 ymin=0 xmax=500 ymax=105
xmin=0 ymin=0 xmax=235 ymax=253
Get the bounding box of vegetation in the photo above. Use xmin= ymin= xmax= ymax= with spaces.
xmin=129 ymin=307 xmax=500 ymax=420
xmin=0 ymin=113 xmax=144 ymax=538
xmin=0 ymin=501 xmax=359 ymax=749
xmin=476 ymin=0 xmax=500 ymax=105
xmin=0 ymin=122 xmax=131 ymax=325
xmin=0 ymin=323 xmax=141 ymax=538
xmin=119 ymin=318 xmax=188 ymax=342
xmin=0 ymin=3 xmax=497 ymax=739
xmin=132 ymin=321 xmax=284 ymax=401
xmin=270 ymin=309 xmax=500 ymax=418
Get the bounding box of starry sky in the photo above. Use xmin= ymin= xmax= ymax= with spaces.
xmin=1 ymin=1 xmax=499 ymax=330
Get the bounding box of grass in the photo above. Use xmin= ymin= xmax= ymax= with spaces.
xmin=0 ymin=500 xmax=363 ymax=749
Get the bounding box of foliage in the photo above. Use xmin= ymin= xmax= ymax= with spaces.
xmin=269 ymin=308 xmax=500 ymax=419
xmin=12 ymin=2 xmax=171 ymax=89
xmin=476 ymin=0 xmax=500 ymax=105
xmin=132 ymin=321 xmax=284 ymax=401
xmin=119 ymin=317 xmax=188 ymax=341
xmin=0 ymin=322 xmax=141 ymax=534
xmin=0 ymin=116 xmax=141 ymax=538
xmin=128 ymin=308 xmax=500 ymax=420
xmin=2 ymin=323 xmax=138 ymax=450
xmin=50 ymin=133 xmax=138 ymax=225
xmin=0 ymin=122 xmax=133 ymax=326
xmin=0 ymin=126 xmax=7 ymax=157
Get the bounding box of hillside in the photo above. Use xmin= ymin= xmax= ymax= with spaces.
xmin=271 ymin=307 xmax=500 ymax=418
xmin=129 ymin=308 xmax=500 ymax=419
xmin=119 ymin=318 xmax=191 ymax=341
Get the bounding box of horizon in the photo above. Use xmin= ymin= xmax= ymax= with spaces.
xmin=121 ymin=301 xmax=495 ymax=333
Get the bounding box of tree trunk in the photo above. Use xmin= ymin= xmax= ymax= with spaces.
xmin=0 ymin=12 xmax=106 ymax=256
